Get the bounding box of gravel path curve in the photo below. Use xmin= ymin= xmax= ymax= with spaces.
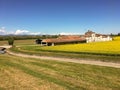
xmin=7 ymin=50 xmax=120 ymax=68
xmin=1 ymin=45 xmax=120 ymax=68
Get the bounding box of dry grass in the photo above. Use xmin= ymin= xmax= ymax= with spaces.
xmin=0 ymin=40 xmax=8 ymax=45
xmin=0 ymin=55 xmax=65 ymax=90
xmin=0 ymin=54 xmax=120 ymax=90
xmin=0 ymin=39 xmax=35 ymax=46
xmin=14 ymin=39 xmax=36 ymax=46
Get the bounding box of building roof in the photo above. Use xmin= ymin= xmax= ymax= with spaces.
xmin=41 ymin=31 xmax=111 ymax=44
xmin=42 ymin=35 xmax=86 ymax=43
xmin=84 ymin=30 xmax=109 ymax=38
xmin=85 ymin=30 xmax=95 ymax=37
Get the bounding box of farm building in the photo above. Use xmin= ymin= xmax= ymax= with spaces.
xmin=85 ymin=30 xmax=112 ymax=43
xmin=38 ymin=35 xmax=86 ymax=46
xmin=36 ymin=30 xmax=112 ymax=46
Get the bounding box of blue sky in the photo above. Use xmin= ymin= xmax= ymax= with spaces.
xmin=0 ymin=0 xmax=120 ymax=35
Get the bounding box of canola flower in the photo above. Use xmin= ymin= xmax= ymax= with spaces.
xmin=39 ymin=36 xmax=120 ymax=54
xmin=20 ymin=36 xmax=120 ymax=55
xmin=113 ymin=36 xmax=120 ymax=41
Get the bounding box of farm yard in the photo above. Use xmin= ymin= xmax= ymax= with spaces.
xmin=0 ymin=36 xmax=120 ymax=89
xmin=1 ymin=0 xmax=120 ymax=89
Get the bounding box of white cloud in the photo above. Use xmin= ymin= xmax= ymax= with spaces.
xmin=14 ymin=30 xmax=41 ymax=35
xmin=14 ymin=30 xmax=29 ymax=35
xmin=0 ymin=27 xmax=6 ymax=35
xmin=29 ymin=32 xmax=41 ymax=35
xmin=0 ymin=27 xmax=41 ymax=35
xmin=59 ymin=32 xmax=80 ymax=35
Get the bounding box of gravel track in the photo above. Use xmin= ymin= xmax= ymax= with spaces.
xmin=1 ymin=45 xmax=120 ymax=68
xmin=7 ymin=50 xmax=120 ymax=68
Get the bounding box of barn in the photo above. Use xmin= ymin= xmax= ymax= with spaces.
xmin=40 ymin=35 xmax=86 ymax=46
xmin=36 ymin=30 xmax=112 ymax=46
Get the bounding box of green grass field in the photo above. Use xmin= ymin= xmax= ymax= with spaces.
xmin=0 ymin=54 xmax=120 ymax=90
xmin=9 ymin=36 xmax=120 ymax=62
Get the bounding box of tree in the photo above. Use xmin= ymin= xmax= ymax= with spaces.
xmin=118 ymin=33 xmax=120 ymax=36
xmin=8 ymin=36 xmax=14 ymax=46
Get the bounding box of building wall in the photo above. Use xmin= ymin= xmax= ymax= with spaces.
xmin=86 ymin=34 xmax=112 ymax=43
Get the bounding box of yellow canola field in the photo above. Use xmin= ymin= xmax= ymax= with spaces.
xmin=41 ymin=36 xmax=120 ymax=54
xmin=114 ymin=36 xmax=120 ymax=41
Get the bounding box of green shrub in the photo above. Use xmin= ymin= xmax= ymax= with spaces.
xmin=8 ymin=37 xmax=14 ymax=45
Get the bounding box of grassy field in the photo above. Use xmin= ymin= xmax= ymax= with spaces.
xmin=0 ymin=54 xmax=120 ymax=90
xmin=9 ymin=36 xmax=120 ymax=62
xmin=0 ymin=40 xmax=8 ymax=45
xmin=0 ymin=39 xmax=36 ymax=46
xmin=0 ymin=37 xmax=120 ymax=89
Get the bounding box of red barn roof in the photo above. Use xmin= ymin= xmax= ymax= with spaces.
xmin=42 ymin=35 xmax=86 ymax=43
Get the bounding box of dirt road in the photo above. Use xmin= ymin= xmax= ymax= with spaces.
xmin=7 ymin=50 xmax=120 ymax=68
xmin=0 ymin=45 xmax=12 ymax=49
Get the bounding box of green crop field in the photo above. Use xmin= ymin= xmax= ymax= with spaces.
xmin=0 ymin=54 xmax=120 ymax=90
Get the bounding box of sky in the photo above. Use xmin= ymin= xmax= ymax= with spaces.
xmin=0 ymin=0 xmax=120 ymax=35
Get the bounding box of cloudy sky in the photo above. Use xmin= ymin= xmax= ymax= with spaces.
xmin=0 ymin=0 xmax=120 ymax=35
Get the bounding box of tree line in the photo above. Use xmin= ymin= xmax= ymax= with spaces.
xmin=0 ymin=33 xmax=120 ymax=41
xmin=0 ymin=35 xmax=58 ymax=41
xmin=110 ymin=33 xmax=120 ymax=37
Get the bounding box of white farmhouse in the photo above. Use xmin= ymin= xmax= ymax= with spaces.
xmin=36 ymin=30 xmax=113 ymax=46
xmin=85 ymin=30 xmax=112 ymax=43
